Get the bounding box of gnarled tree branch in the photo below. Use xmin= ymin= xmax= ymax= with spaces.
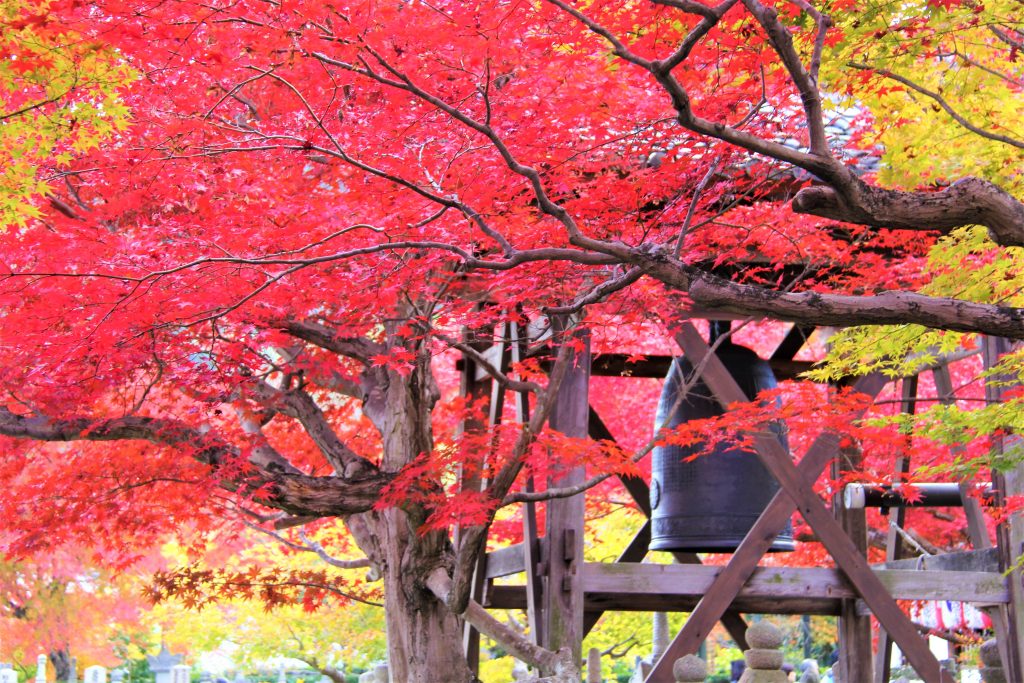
xmin=0 ymin=407 xmax=390 ymax=517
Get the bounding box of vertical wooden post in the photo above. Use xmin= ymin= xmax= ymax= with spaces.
xmin=985 ymin=337 xmax=1024 ymax=683
xmin=456 ymin=326 xmax=493 ymax=676
xmin=874 ymin=375 xmax=918 ymax=683
xmin=835 ymin=434 xmax=873 ymax=683
xmin=510 ymin=322 xmax=544 ymax=647
xmin=931 ymin=361 xmax=1019 ymax=681
xmin=541 ymin=323 xmax=590 ymax=666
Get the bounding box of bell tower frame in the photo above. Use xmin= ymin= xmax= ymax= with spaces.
xmin=457 ymin=315 xmax=1024 ymax=683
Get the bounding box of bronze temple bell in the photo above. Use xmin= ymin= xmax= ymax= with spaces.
xmin=650 ymin=321 xmax=795 ymax=553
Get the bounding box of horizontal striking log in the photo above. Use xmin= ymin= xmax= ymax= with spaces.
xmin=881 ymin=548 xmax=1000 ymax=573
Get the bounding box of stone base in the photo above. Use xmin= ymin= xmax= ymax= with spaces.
xmin=738 ymin=670 xmax=789 ymax=683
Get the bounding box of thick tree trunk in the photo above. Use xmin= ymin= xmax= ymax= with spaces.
xmin=49 ymin=648 xmax=70 ymax=683
xmin=350 ymin=344 xmax=475 ymax=682
xmin=380 ymin=556 xmax=472 ymax=682
xmin=347 ymin=507 xmax=473 ymax=682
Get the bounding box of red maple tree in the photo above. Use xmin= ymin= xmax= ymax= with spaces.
xmin=1 ymin=0 xmax=1021 ymax=679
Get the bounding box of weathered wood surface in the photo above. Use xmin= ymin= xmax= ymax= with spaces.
xmin=456 ymin=325 xmax=497 ymax=676
xmin=836 ymin=438 xmax=873 ymax=683
xmin=881 ymin=548 xmax=999 ymax=572
xmin=985 ymin=336 xmax=1024 ymax=683
xmin=541 ymin=326 xmax=590 ymax=666
xmin=484 ymin=563 xmax=1008 ymax=612
xmin=583 ymin=564 xmax=1008 ymax=604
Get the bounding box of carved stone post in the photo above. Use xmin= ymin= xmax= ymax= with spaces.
xmin=738 ymin=622 xmax=788 ymax=683
xmin=672 ymin=655 xmax=707 ymax=682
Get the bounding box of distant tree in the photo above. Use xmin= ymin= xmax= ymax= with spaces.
xmin=0 ymin=548 xmax=150 ymax=679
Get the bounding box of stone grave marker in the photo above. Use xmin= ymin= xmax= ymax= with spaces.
xmin=36 ymin=655 xmax=47 ymax=683
xmin=83 ymin=666 xmax=106 ymax=683
xmin=170 ymin=665 xmax=189 ymax=683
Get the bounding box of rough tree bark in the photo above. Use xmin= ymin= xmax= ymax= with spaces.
xmin=48 ymin=649 xmax=70 ymax=683
xmin=343 ymin=344 xmax=476 ymax=682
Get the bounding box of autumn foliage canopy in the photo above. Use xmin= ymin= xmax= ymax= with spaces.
xmin=0 ymin=0 xmax=1022 ymax=678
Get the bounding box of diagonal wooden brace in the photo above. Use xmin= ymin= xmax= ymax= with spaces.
xmin=646 ymin=324 xmax=952 ymax=683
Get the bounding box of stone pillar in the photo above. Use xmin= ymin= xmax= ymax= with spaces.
xmin=738 ymin=621 xmax=788 ymax=683
xmin=68 ymin=659 xmax=77 ymax=683
xmin=586 ymin=648 xmax=602 ymax=683
xmin=653 ymin=612 xmax=670 ymax=663
xmin=276 ymin=665 xmax=285 ymax=683
xmin=1 ymin=667 xmax=19 ymax=683
xmin=357 ymin=665 xmax=387 ymax=683
xmin=981 ymin=639 xmax=1007 ymax=683
xmin=36 ymin=655 xmax=47 ymax=683
xmin=798 ymin=659 xmax=820 ymax=683
xmin=673 ymin=655 xmax=707 ymax=682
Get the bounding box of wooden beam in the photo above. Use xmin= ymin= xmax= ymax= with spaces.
xmin=485 ymin=543 xmax=526 ymax=578
xmin=485 ymin=563 xmax=1008 ymax=613
xmin=537 ymin=354 xmax=814 ymax=381
xmin=650 ymin=325 xmax=953 ymax=683
xmin=541 ymin=325 xmax=590 ymax=665
xmin=582 ymin=563 xmax=1008 ymax=605
xmin=772 ymin=324 xmax=815 ymax=361
xmin=509 ymin=322 xmax=544 ymax=647
xmin=985 ymin=337 xmax=1024 ymax=683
